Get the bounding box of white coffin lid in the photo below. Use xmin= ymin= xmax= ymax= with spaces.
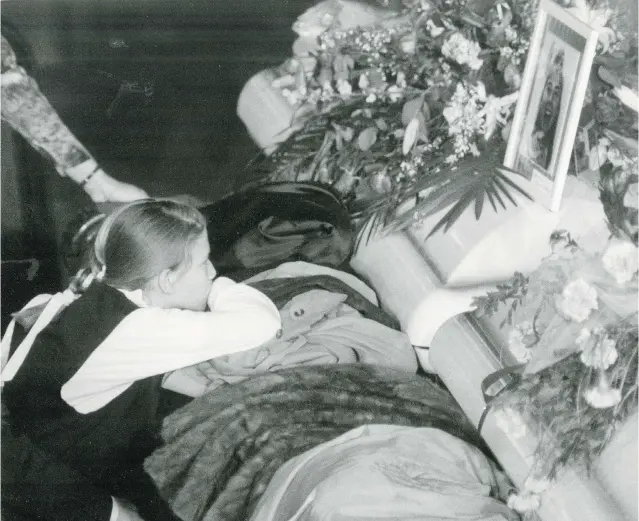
xmin=406 ymin=173 xmax=610 ymax=286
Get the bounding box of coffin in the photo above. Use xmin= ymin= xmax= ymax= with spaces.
xmin=237 ymin=65 xmax=637 ymax=521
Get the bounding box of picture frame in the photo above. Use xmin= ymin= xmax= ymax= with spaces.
xmin=573 ymin=118 xmax=595 ymax=175
xmin=503 ymin=0 xmax=599 ymax=212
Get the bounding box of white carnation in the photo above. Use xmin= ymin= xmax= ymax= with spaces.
xmin=493 ymin=407 xmax=528 ymax=439
xmin=386 ymin=85 xmax=403 ymax=102
xmin=579 ymin=328 xmax=618 ymax=369
xmin=441 ymin=33 xmax=483 ymax=70
xmin=399 ymin=33 xmax=416 ymax=54
xmin=557 ymin=278 xmax=598 ymax=322
xmin=396 ymin=71 xmax=407 ymax=88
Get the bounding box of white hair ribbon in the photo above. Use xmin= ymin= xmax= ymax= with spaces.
xmin=1 ymin=289 xmax=79 ymax=384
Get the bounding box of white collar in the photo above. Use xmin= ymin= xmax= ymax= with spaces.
xmin=117 ymin=288 xmax=148 ymax=308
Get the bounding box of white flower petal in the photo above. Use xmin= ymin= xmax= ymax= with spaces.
xmin=508 ymin=492 xmax=541 ymax=512
xmin=524 ymin=475 xmax=551 ymax=494
xmin=558 ymin=279 xmax=598 ymax=323
xmin=584 ymin=383 xmax=622 ymax=408
xmin=602 ymin=238 xmax=638 ymax=285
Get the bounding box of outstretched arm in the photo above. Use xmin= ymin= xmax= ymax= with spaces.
xmin=1 ymin=34 xmax=148 ymax=203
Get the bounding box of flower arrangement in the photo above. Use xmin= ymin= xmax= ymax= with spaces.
xmin=473 ymin=230 xmax=638 ymax=514
xmin=253 ymin=0 xmax=637 ymax=240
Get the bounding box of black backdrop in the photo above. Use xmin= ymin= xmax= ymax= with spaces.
xmin=1 ymin=0 xmax=317 ymax=330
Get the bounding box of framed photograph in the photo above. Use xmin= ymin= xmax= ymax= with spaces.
xmin=504 ymin=0 xmax=599 ymax=211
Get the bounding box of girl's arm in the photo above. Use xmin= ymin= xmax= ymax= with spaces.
xmin=61 ymin=278 xmax=281 ymax=413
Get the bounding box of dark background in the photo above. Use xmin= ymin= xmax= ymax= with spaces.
xmin=1 ymin=0 xmax=317 ymax=329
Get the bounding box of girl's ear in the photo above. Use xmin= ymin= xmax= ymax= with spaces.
xmin=157 ymin=268 xmax=176 ymax=294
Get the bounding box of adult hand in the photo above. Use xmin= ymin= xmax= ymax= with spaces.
xmin=84 ymin=169 xmax=149 ymax=203
xmin=114 ymin=499 xmax=147 ymax=521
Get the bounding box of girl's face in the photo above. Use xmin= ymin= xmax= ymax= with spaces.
xmin=155 ymin=232 xmax=216 ymax=311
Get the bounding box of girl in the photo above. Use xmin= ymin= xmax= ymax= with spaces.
xmin=1 ymin=199 xmax=282 ymax=521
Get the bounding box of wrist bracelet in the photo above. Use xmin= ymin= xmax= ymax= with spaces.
xmin=80 ymin=165 xmax=101 ymax=186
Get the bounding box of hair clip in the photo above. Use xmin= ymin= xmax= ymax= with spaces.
xmin=95 ymin=264 xmax=107 ymax=282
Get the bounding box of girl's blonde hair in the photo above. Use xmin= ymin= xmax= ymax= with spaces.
xmin=91 ymin=199 xmax=207 ymax=290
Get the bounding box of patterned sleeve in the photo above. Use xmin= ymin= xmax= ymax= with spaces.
xmin=1 ymin=34 xmax=92 ymax=174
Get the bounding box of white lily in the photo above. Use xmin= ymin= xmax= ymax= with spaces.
xmin=613 ymin=85 xmax=639 ymax=113
xmin=478 ymin=91 xmax=519 ymax=139
xmin=566 ymin=0 xmax=616 ymax=53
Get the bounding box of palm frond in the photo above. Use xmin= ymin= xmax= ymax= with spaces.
xmin=358 ymin=152 xmax=532 ymax=244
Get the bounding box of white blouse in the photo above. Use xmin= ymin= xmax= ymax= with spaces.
xmin=60 ymin=277 xmax=281 ymax=413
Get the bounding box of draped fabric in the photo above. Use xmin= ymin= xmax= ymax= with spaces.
xmin=162 ymin=274 xmax=415 ymax=397
xmin=145 ymin=364 xmax=484 ymax=521
xmin=250 ymin=424 xmax=518 ymax=521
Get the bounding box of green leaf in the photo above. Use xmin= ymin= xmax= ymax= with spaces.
xmin=418 ymin=163 xmax=533 ymax=239
xmin=475 ymin=189 xmax=484 ymax=219
xmin=460 ymin=11 xmax=486 ymax=28
xmin=485 ymin=186 xmax=498 ymax=212
xmin=497 ymin=169 xmax=534 ymax=200
xmin=416 ymin=112 xmax=429 ymax=144
xmin=402 ymin=118 xmax=419 ymax=155
xmin=493 ymin=177 xmax=518 ymax=206
xmin=318 ymin=66 xmax=333 ymax=86
xmin=401 ymin=95 xmax=425 ymax=126
xmin=444 ymin=197 xmax=476 ymax=233
xmin=489 ymin=184 xmax=507 ymax=209
xmin=427 ymin=196 xmax=470 ymax=237
xmin=421 ymin=101 xmax=431 ymax=122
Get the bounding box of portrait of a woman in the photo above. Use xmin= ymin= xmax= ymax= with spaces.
xmin=531 ymin=47 xmax=565 ymax=171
